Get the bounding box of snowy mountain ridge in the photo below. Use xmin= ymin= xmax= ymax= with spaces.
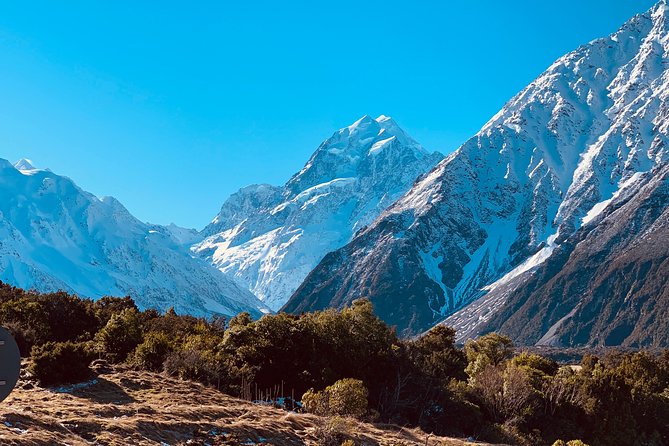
xmin=0 ymin=158 xmax=268 ymax=318
xmin=193 ymin=115 xmax=443 ymax=311
xmin=285 ymin=1 xmax=669 ymax=336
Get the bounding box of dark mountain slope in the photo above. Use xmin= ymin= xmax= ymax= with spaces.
xmin=476 ymin=163 xmax=669 ymax=347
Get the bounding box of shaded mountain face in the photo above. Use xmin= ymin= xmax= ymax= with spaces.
xmin=193 ymin=115 xmax=443 ymax=311
xmin=0 ymin=159 xmax=267 ymax=318
xmin=451 ymin=162 xmax=669 ymax=348
xmin=285 ymin=1 xmax=669 ymax=337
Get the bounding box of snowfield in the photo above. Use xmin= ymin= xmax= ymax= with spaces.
xmin=0 ymin=158 xmax=268 ymax=318
xmin=193 ymin=115 xmax=442 ymax=311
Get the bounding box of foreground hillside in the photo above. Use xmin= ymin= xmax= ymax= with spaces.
xmin=0 ymin=364 xmax=486 ymax=446
xmin=2 ymin=284 xmax=666 ymax=445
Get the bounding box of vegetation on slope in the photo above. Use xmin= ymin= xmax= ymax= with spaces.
xmin=1 ymin=363 xmax=481 ymax=446
xmin=0 ymin=282 xmax=668 ymax=445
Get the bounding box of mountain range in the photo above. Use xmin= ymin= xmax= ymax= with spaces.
xmin=192 ymin=115 xmax=442 ymax=311
xmin=0 ymin=158 xmax=267 ymax=318
xmin=286 ymin=0 xmax=669 ymax=343
xmin=3 ymin=1 xmax=669 ymax=347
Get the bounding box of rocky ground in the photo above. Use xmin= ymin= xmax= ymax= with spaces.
xmin=0 ymin=363 xmax=495 ymax=446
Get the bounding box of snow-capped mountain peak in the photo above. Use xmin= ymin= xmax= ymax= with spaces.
xmin=283 ymin=114 xmax=433 ymax=196
xmin=285 ymin=1 xmax=669 ymax=336
xmin=193 ymin=115 xmax=443 ymax=311
xmin=0 ymin=158 xmax=268 ymax=318
xmin=13 ymin=158 xmax=38 ymax=172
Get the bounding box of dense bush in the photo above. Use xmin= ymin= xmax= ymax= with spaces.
xmin=130 ymin=331 xmax=173 ymax=371
xmin=94 ymin=308 xmax=144 ymax=362
xmin=221 ymin=299 xmax=398 ymax=402
xmin=326 ymin=378 xmax=368 ymax=418
xmin=0 ymin=286 xmax=100 ymax=352
xmin=465 ymin=333 xmax=514 ymax=380
xmin=302 ymin=378 xmax=368 ymax=418
xmin=29 ymin=341 xmax=95 ymax=386
xmin=408 ymin=325 xmax=467 ymax=384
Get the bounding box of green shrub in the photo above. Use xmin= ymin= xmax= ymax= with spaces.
xmin=465 ymin=333 xmax=514 ymax=381
xmin=0 ymin=290 xmax=99 ymax=351
xmin=510 ymin=352 xmax=560 ymax=391
xmin=163 ymin=349 xmax=221 ymax=385
xmin=302 ymin=378 xmax=368 ymax=419
xmin=511 ymin=352 xmax=559 ymax=376
xmin=130 ymin=332 xmax=173 ymax=371
xmin=408 ymin=325 xmax=467 ymax=383
xmin=29 ymin=341 xmax=95 ymax=386
xmin=94 ymin=308 xmax=143 ymax=362
xmin=302 ymin=387 xmax=329 ymax=416
xmin=326 ymin=378 xmax=368 ymax=418
xmin=93 ymin=296 xmax=138 ymax=326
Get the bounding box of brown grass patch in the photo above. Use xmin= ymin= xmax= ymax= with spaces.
xmin=0 ymin=365 xmax=496 ymax=445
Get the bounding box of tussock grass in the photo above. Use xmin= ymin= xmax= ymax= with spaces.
xmin=0 ymin=365 xmax=494 ymax=445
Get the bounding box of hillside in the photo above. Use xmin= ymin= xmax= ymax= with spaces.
xmin=0 ymin=363 xmax=489 ymax=446
xmin=449 ymin=162 xmax=669 ymax=347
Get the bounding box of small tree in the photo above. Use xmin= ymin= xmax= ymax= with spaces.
xmin=130 ymin=331 xmax=173 ymax=371
xmin=326 ymin=378 xmax=368 ymax=418
xmin=465 ymin=333 xmax=514 ymax=381
xmin=409 ymin=325 xmax=467 ymax=383
xmin=302 ymin=387 xmax=329 ymax=416
xmin=94 ymin=308 xmax=143 ymax=362
xmin=472 ymin=363 xmax=537 ymax=423
xmin=511 ymin=352 xmax=559 ymax=390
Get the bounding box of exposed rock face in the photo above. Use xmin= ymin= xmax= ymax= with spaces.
xmin=465 ymin=163 xmax=669 ymax=348
xmin=285 ymin=2 xmax=669 ymax=337
xmin=0 ymin=159 xmax=267 ymax=318
xmin=193 ymin=115 xmax=442 ymax=311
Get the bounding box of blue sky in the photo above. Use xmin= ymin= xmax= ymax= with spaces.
xmin=0 ymin=0 xmax=657 ymax=228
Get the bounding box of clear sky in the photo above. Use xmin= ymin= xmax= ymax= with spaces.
xmin=0 ymin=0 xmax=658 ymax=229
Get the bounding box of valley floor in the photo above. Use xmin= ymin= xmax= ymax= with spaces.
xmin=0 ymin=364 xmax=495 ymax=446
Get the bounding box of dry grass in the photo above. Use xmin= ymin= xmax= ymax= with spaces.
xmin=0 ymin=364 xmax=495 ymax=445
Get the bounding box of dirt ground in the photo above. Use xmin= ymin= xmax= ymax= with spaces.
xmin=0 ymin=363 xmax=496 ymax=446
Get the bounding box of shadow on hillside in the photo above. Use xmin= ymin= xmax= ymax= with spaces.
xmin=135 ymin=421 xmax=310 ymax=446
xmin=2 ymin=411 xmax=105 ymax=443
xmin=67 ymin=377 xmax=135 ymax=405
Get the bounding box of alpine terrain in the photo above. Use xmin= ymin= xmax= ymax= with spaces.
xmin=0 ymin=158 xmax=267 ymax=318
xmin=286 ymin=1 xmax=669 ymax=340
xmin=193 ymin=115 xmax=443 ymax=311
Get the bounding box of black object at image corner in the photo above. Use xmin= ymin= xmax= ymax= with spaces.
xmin=0 ymin=326 xmax=20 ymax=402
